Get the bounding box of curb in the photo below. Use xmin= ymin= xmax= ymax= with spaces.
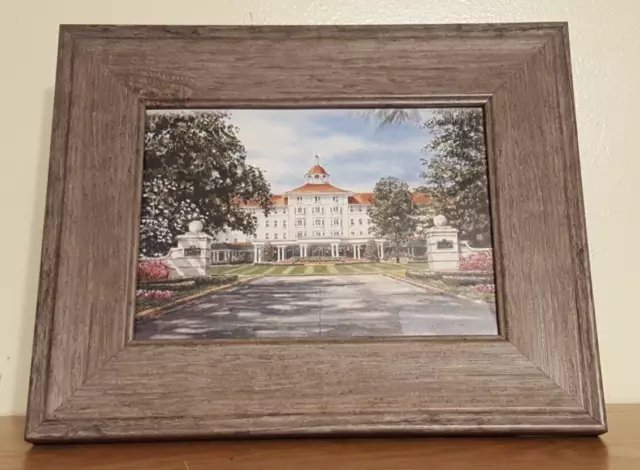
xmin=381 ymin=273 xmax=492 ymax=305
xmin=136 ymin=276 xmax=262 ymax=319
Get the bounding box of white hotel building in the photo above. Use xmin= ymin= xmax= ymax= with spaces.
xmin=213 ymin=156 xmax=429 ymax=263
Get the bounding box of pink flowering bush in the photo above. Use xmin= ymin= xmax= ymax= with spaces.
xmin=472 ymin=284 xmax=495 ymax=294
xmin=137 ymin=260 xmax=171 ymax=281
xmin=136 ymin=289 xmax=174 ymax=300
xmin=458 ymin=251 xmax=493 ymax=272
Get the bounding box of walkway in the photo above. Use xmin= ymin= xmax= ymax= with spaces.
xmin=135 ymin=275 xmax=498 ymax=340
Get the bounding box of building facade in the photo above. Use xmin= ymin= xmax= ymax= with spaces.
xmin=213 ymin=156 xmax=429 ymax=263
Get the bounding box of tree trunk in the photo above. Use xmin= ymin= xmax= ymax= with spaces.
xmin=395 ymin=241 xmax=400 ymax=263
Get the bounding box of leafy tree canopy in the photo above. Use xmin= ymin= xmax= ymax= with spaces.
xmin=140 ymin=112 xmax=272 ymax=257
xmin=368 ymin=177 xmax=419 ymax=262
xmin=419 ymin=109 xmax=492 ymax=247
xmin=364 ymin=239 xmax=379 ymax=261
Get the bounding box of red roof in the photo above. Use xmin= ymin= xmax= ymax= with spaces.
xmin=411 ymin=192 xmax=430 ymax=205
xmin=287 ymin=183 xmax=349 ymax=194
xmin=235 ymin=190 xmax=428 ymax=206
xmin=235 ymin=195 xmax=288 ymax=207
xmin=306 ymin=164 xmax=329 ymax=176
xmin=348 ymin=192 xmax=429 ymax=205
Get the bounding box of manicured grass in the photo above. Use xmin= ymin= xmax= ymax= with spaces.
xmin=206 ymin=262 xmax=408 ymax=277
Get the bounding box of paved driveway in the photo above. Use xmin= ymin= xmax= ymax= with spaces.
xmin=135 ymin=275 xmax=498 ymax=340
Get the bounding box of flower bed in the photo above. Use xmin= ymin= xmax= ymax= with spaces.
xmin=136 ymin=274 xmax=239 ymax=313
xmin=137 ymin=260 xmax=171 ymax=281
xmin=406 ymin=269 xmax=496 ymax=303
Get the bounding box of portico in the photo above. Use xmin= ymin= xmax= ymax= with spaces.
xmin=250 ymin=238 xmax=384 ymax=263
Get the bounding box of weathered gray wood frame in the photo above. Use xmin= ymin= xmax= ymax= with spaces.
xmin=25 ymin=23 xmax=605 ymax=442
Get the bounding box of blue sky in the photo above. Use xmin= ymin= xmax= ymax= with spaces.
xmin=228 ymin=109 xmax=440 ymax=194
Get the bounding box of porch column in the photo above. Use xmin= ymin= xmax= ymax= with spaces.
xmin=253 ymin=245 xmax=258 ymax=263
xmin=257 ymin=245 xmax=263 ymax=263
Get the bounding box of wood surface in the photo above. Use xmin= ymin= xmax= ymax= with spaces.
xmin=4 ymin=405 xmax=639 ymax=469
xmin=25 ymin=23 xmax=605 ymax=441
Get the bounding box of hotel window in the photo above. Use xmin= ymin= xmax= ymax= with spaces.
xmin=312 ymin=206 xmax=323 ymax=214
xmin=296 ymin=219 xmax=305 ymax=227
xmin=333 ymin=196 xmax=340 ymax=202
xmin=283 ymin=220 xmax=287 ymax=228
xmin=350 ymin=231 xmax=355 ymax=235
xmin=360 ymin=231 xmax=364 ymax=235
xmin=350 ymin=219 xmax=355 ymax=226
xmin=358 ymin=218 xmax=363 ymax=225
xmin=314 ymin=196 xmax=321 ymax=203
xmin=233 ymin=238 xmax=238 ymax=243
xmin=332 ymin=218 xmax=340 ymax=226
xmin=265 ymin=221 xmax=270 ymax=227
xmin=274 ymin=233 xmax=278 ymax=240
xmin=297 ymin=207 xmax=305 ymax=214
xmin=314 ymin=219 xmax=324 ymax=226
xmin=265 ymin=234 xmax=269 ymax=239
xmin=274 ymin=220 xmax=278 ymax=228
xmin=282 ymin=233 xmax=287 ymax=239
xmin=297 ymin=231 xmax=304 ymax=238
xmin=296 ymin=197 xmax=303 ymax=203
xmin=332 ymin=231 xmax=341 ymax=236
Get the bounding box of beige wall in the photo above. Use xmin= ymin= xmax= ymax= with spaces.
xmin=1 ymin=0 xmax=639 ymax=415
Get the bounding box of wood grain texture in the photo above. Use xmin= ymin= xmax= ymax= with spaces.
xmin=5 ymin=405 xmax=640 ymax=470
xmin=25 ymin=23 xmax=605 ymax=442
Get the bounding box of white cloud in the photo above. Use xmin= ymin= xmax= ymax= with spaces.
xmin=229 ymin=109 xmax=429 ymax=193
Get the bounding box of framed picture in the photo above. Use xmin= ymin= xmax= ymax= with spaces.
xmin=26 ymin=23 xmax=605 ymax=442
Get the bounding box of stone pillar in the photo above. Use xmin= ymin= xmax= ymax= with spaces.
xmin=174 ymin=220 xmax=214 ymax=276
xmin=425 ymin=215 xmax=460 ymax=271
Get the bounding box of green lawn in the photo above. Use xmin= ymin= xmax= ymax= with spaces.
xmin=207 ymin=262 xmax=406 ymax=277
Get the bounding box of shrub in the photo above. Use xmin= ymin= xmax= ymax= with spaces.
xmin=459 ymin=251 xmax=493 ymax=272
xmin=193 ymin=274 xmax=238 ymax=286
xmin=406 ymin=269 xmax=442 ymax=281
xmin=441 ymin=274 xmax=494 ymax=286
xmin=472 ymin=284 xmax=496 ymax=294
xmin=136 ymin=289 xmax=173 ymax=300
xmin=140 ymin=280 xmax=196 ymax=291
xmin=137 ymin=260 xmax=171 ymax=281
xmin=261 ymin=242 xmax=277 ymax=262
xmin=364 ymin=239 xmax=379 ymax=261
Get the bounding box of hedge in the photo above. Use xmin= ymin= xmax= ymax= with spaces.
xmin=139 ymin=274 xmax=238 ymax=288
xmin=406 ymin=269 xmax=493 ymax=286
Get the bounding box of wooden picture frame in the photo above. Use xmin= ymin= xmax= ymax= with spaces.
xmin=26 ymin=23 xmax=606 ymax=442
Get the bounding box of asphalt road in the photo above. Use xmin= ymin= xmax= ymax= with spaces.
xmin=135 ymin=275 xmax=498 ymax=340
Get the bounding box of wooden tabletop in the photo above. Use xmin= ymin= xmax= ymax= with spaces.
xmin=1 ymin=405 xmax=639 ymax=469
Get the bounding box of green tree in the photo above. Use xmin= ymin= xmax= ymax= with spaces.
xmin=419 ymin=109 xmax=491 ymax=247
xmin=260 ymin=241 xmax=277 ymax=262
xmin=364 ymin=239 xmax=379 ymax=261
xmin=140 ymin=112 xmax=273 ymax=256
xmin=367 ymin=177 xmax=418 ymax=263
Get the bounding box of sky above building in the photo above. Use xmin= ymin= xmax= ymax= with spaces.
xmin=228 ymin=109 xmax=439 ymax=194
